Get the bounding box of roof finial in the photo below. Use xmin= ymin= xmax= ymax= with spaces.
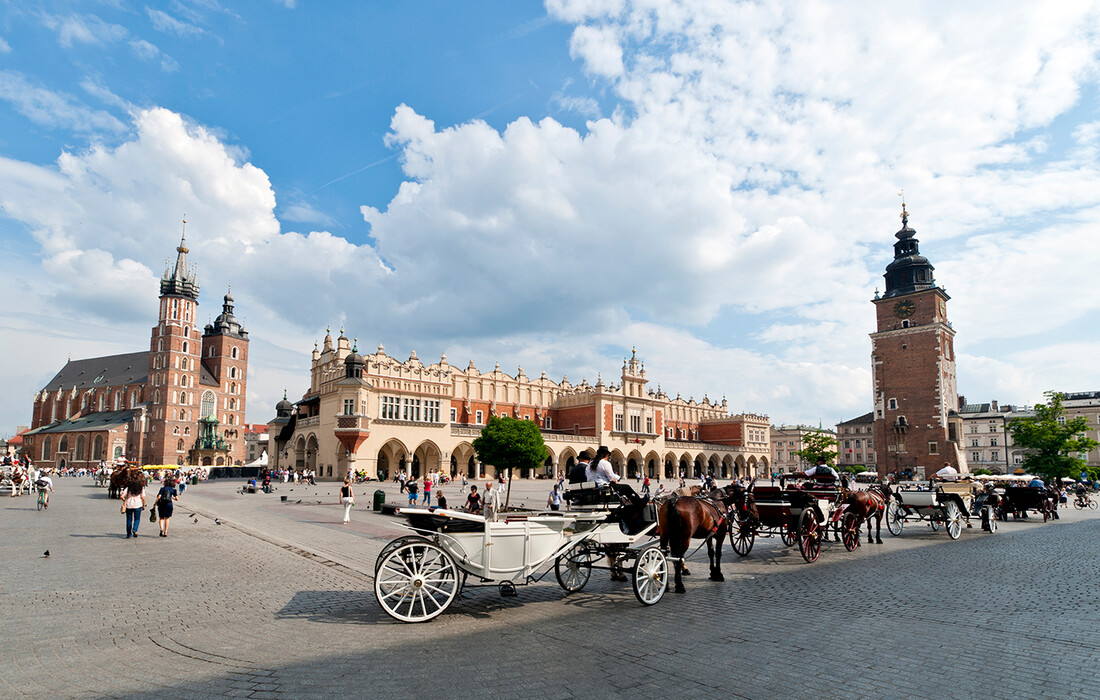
xmin=898 ymin=190 xmax=908 ymax=227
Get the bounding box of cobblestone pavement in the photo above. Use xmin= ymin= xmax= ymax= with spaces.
xmin=2 ymin=477 xmax=1098 ymax=699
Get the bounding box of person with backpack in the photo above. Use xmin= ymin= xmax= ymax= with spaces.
xmin=35 ymin=472 xmax=54 ymax=508
xmin=155 ymin=478 xmax=179 ymax=537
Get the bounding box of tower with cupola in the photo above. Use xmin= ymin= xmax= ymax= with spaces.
xmin=870 ymin=202 xmax=962 ymax=478
xmin=200 ymin=287 xmax=249 ymax=465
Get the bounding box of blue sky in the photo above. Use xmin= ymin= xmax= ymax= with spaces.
xmin=2 ymin=1 xmax=1100 ymax=438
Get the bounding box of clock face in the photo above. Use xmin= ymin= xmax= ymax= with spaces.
xmin=894 ymin=299 xmax=916 ymax=319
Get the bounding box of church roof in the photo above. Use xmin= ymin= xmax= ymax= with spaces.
xmin=837 ymin=411 xmax=875 ymax=426
xmin=33 ymin=409 xmax=138 ymax=434
xmin=41 ymin=352 xmax=149 ymax=392
xmin=198 ymin=360 xmax=219 ymax=387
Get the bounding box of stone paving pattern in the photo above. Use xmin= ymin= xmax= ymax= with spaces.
xmin=2 ymin=477 xmax=1098 ymax=699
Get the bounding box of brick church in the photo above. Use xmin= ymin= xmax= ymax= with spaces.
xmin=870 ymin=203 xmax=964 ymax=478
xmin=23 ymin=232 xmax=250 ymax=469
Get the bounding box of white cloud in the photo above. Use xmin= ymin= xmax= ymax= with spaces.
xmin=146 ymin=8 xmax=204 ymax=37
xmin=0 ymin=37 xmax=11 ymax=53
xmin=41 ymin=14 xmax=128 ymax=48
xmin=569 ymin=24 xmax=623 ymax=77
xmin=0 ymin=71 xmax=127 ymax=134
xmin=129 ymin=39 xmax=180 ymax=73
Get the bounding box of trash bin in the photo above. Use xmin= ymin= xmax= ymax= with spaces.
xmin=191 ymin=476 xmax=198 ymax=486
xmin=373 ymin=489 xmax=386 ymax=512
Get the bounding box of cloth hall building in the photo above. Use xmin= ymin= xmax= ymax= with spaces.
xmin=268 ymin=334 xmax=771 ymax=482
xmin=23 ymin=234 xmax=249 ymax=469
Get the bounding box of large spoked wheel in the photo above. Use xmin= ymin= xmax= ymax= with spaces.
xmin=375 ymin=535 xmax=432 ymax=574
xmin=944 ymin=501 xmax=963 ymax=540
xmin=555 ymin=540 xmax=596 ymax=593
xmin=841 ymin=512 xmax=861 ymax=551
xmin=631 ymin=546 xmax=668 ymax=606
xmin=1090 ymin=498 xmax=1098 ymax=511
xmin=797 ymin=509 xmax=821 ymax=563
xmin=375 ymin=542 xmax=460 ymax=623
xmin=981 ymin=506 xmax=997 ymax=534
xmin=780 ymin=522 xmax=798 ymax=546
xmin=886 ymin=501 xmax=904 ymax=536
xmin=730 ymin=521 xmax=755 ymax=557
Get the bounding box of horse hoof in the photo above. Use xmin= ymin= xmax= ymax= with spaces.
xmin=675 ymin=585 xmax=686 ymax=594
xmin=710 ymin=573 xmax=725 ymax=582
xmin=681 ymin=569 xmax=691 ymax=577
xmin=875 ymin=539 xmax=883 ymax=544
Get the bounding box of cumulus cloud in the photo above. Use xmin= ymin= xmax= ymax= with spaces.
xmin=0 ymin=37 xmax=11 ymax=53
xmin=146 ymin=8 xmax=204 ymax=37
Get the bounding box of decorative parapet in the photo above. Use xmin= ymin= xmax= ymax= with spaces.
xmin=298 ymin=416 xmax=320 ymax=428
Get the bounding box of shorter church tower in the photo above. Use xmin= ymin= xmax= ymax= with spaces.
xmin=201 ymin=288 xmax=249 ymax=465
xmin=870 ymin=202 xmax=962 ymax=478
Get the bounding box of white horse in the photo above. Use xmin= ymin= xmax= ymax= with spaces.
xmin=7 ymin=467 xmax=28 ymax=497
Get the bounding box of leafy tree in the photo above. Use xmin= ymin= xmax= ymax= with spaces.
xmin=794 ymin=430 xmax=839 ymax=469
xmin=473 ymin=415 xmax=548 ymax=510
xmin=1008 ymin=391 xmax=1098 ymax=482
xmin=839 ymin=464 xmax=866 ymax=475
xmin=972 ymin=468 xmax=994 ymax=476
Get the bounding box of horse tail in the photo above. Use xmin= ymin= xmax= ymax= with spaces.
xmin=665 ymin=495 xmax=681 ymax=552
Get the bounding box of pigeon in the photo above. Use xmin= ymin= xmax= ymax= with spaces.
xmin=43 ymin=550 xmax=50 ymax=558
xmin=193 ymin=518 xmax=199 ymax=523
xmin=215 ymin=518 xmax=221 ymax=525
xmin=295 ymin=499 xmax=301 ymax=504
xmin=188 ymin=513 xmax=196 ymax=518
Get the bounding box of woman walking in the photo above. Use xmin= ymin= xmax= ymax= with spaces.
xmin=339 ymin=477 xmax=355 ymax=523
xmin=121 ymin=476 xmax=147 ymax=538
xmin=156 ymin=478 xmax=178 ymax=537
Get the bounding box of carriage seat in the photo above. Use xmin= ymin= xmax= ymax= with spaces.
xmin=564 ymin=482 xmax=617 ymax=508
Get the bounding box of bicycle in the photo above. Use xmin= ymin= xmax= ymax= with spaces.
xmin=1073 ymin=495 xmax=1097 ymax=510
xmin=37 ymin=489 xmax=48 ymax=511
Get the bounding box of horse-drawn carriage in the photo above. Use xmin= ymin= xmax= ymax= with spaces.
xmin=996 ymin=486 xmax=1055 ymax=522
xmin=373 ymin=482 xmax=668 ymax=623
xmin=729 ymin=479 xmax=849 ymax=563
xmin=885 ymin=480 xmax=998 ymax=538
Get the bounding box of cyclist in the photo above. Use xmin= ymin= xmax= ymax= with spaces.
xmin=35 ymin=471 xmax=55 ymax=508
xmin=1075 ymin=483 xmax=1089 ymax=507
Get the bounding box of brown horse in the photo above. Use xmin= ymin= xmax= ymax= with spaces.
xmin=839 ymin=483 xmax=892 ymax=545
xmin=657 ymin=485 xmax=736 ymax=594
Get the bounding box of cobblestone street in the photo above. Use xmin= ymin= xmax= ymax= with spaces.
xmin=2 ymin=478 xmax=1098 ymax=699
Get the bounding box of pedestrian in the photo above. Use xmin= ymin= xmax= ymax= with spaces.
xmin=547 ymin=484 xmax=562 ymax=511
xmin=406 ymin=479 xmax=418 ymax=506
xmin=339 ymin=477 xmax=355 ymax=523
xmin=422 ymin=476 xmax=432 ymax=506
xmin=155 ymin=478 xmax=178 ymax=537
xmin=436 ymin=492 xmax=447 ymax=509
xmin=121 ymin=476 xmax=147 ymax=538
xmin=398 ymin=472 xmax=407 ymax=493
xmin=464 ymin=485 xmax=482 ymax=514
xmin=642 ymin=474 xmax=650 ymax=497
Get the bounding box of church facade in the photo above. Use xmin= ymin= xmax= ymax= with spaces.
xmin=23 ymin=233 xmax=249 ymax=469
xmin=870 ymin=204 xmax=964 ymax=478
xmin=268 ymin=335 xmax=771 ymax=482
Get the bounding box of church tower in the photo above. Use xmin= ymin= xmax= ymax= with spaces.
xmin=147 ymin=225 xmax=202 ymax=465
xmin=870 ymin=203 xmax=961 ymax=478
xmin=201 ymin=287 xmax=249 ymax=465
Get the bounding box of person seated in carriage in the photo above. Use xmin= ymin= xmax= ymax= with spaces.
xmin=796 ymin=458 xmax=839 ymax=488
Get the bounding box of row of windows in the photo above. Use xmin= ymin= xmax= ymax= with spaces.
xmin=613 ymin=413 xmax=655 ymax=434
xmin=843 ymin=439 xmax=874 ymax=449
xmin=380 ymin=396 xmax=441 ymax=423
xmin=40 ymin=434 xmax=107 ymax=461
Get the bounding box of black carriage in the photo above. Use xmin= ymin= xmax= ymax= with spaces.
xmin=729 ymin=481 xmax=848 ymax=563
xmin=996 ymin=486 xmax=1056 ymax=522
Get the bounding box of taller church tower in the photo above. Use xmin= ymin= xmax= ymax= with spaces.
xmin=147 ymin=227 xmax=202 ymax=464
xmin=870 ymin=203 xmax=962 ymax=478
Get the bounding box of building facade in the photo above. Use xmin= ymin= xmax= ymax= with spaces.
xmin=268 ymin=337 xmax=771 ymax=482
xmin=23 ymin=233 xmax=249 ymax=469
xmin=870 ymin=204 xmax=963 ymax=478
xmin=1060 ymin=391 xmax=1100 ymax=468
xmin=770 ymin=425 xmax=839 ymax=474
xmin=835 ymin=412 xmax=876 ymax=468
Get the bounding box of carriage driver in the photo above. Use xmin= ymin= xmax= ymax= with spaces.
xmin=585 ymin=446 xmax=619 ymax=485
xmin=799 ymin=458 xmax=839 ymax=485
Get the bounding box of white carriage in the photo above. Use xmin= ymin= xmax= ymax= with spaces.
xmin=885 ymin=480 xmax=997 ymax=539
xmin=373 ymin=482 xmax=668 ymax=623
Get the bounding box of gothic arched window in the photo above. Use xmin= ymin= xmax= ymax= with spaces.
xmin=201 ymin=390 xmax=215 ymax=418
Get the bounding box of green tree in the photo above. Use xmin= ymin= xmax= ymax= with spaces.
xmin=794 ymin=430 xmax=839 ymax=469
xmin=1008 ymin=391 xmax=1098 ymax=481
xmin=473 ymin=415 xmax=548 ymax=510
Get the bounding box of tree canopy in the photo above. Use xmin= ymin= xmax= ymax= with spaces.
xmin=794 ymin=430 xmax=839 ymax=468
xmin=1008 ymin=391 xmax=1098 ymax=481
xmin=473 ymin=416 xmax=548 ymax=508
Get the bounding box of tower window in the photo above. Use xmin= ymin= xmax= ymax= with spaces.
xmin=888 ymin=398 xmax=898 ymax=410
xmin=231 ymin=347 xmax=239 ymax=359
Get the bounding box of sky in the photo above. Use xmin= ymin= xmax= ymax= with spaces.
xmin=2 ymin=0 xmax=1100 ymax=439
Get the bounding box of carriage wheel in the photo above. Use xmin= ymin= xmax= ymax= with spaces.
xmin=885 ymin=501 xmax=904 ymax=536
xmin=374 ymin=542 xmax=460 ymax=623
xmin=929 ymin=515 xmax=940 ymax=531
xmin=797 ymin=509 xmax=821 ymax=563
xmin=730 ymin=521 xmax=755 ymax=556
xmin=555 ymin=540 xmax=596 ymax=593
xmin=841 ymin=512 xmax=861 ymax=551
xmin=944 ymin=501 xmax=963 ymax=540
xmin=375 ymin=535 xmax=432 ymax=574
xmin=780 ymin=522 xmax=797 ymax=547
xmin=981 ymin=506 xmax=997 ymax=534
xmin=631 ymin=546 xmax=668 ymax=606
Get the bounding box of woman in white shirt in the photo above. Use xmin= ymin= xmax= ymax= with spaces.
xmin=121 ymin=478 xmax=147 ymax=538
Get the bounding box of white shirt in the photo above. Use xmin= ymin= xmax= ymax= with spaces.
xmin=36 ymin=476 xmax=53 ymax=490
xmin=585 ymin=459 xmax=618 ymax=485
